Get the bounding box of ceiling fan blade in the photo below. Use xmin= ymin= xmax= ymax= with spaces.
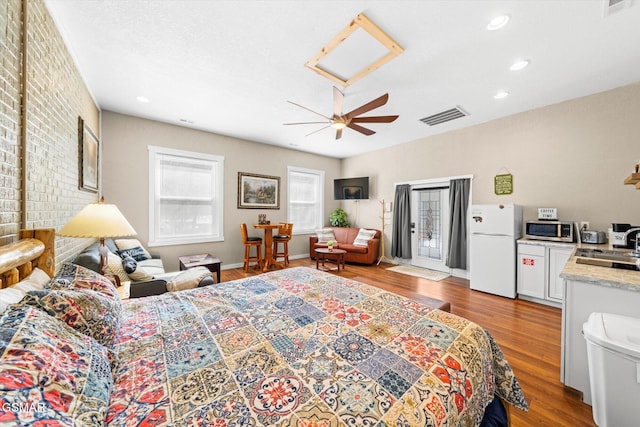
xmin=345 ymin=93 xmax=389 ymax=119
xmin=305 ymin=125 xmax=331 ymax=137
xmin=347 ymin=122 xmax=375 ymax=136
xmin=335 ymin=128 xmax=343 ymax=140
xmin=350 ymin=115 xmax=399 ymax=123
xmin=284 ymin=121 xmax=329 ymax=125
xmin=333 ymin=86 xmax=344 ymax=117
xmin=287 ymin=100 xmax=331 ymax=120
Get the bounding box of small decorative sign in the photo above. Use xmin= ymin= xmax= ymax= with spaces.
xmin=522 ymin=258 xmax=535 ymax=266
xmin=494 ymin=173 xmax=513 ymax=195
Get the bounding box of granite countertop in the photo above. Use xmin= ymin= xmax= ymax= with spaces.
xmin=560 ymin=244 xmax=640 ymax=292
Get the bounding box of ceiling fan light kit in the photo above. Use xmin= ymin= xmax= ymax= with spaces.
xmin=286 ymin=86 xmax=398 ymax=140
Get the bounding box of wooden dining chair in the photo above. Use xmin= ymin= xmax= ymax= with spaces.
xmin=273 ymin=223 xmax=293 ymax=267
xmin=240 ymin=223 xmax=263 ymax=272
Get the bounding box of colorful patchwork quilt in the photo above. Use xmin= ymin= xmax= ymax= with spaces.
xmin=106 ymin=267 xmax=527 ymax=426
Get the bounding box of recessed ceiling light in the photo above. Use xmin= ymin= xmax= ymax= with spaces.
xmin=487 ymin=15 xmax=509 ymax=31
xmin=136 ymin=96 xmax=150 ymax=103
xmin=494 ymin=91 xmax=510 ymax=99
xmin=510 ymin=59 xmax=530 ymax=71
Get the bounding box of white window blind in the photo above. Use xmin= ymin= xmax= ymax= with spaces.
xmin=288 ymin=166 xmax=324 ymax=234
xmin=148 ymin=146 xmax=224 ymax=246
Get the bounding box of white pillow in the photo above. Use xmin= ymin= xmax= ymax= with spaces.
xmin=353 ymin=228 xmax=377 ymax=247
xmin=0 ymin=267 xmax=51 ymax=313
xmin=166 ymin=267 xmax=211 ymax=292
xmin=105 ymin=251 xmax=130 ymax=282
xmin=114 ymin=238 xmax=152 ymax=259
xmin=315 ymin=228 xmax=336 ymax=243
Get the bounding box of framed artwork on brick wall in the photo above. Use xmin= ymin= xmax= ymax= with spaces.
xmin=78 ymin=116 xmax=99 ymax=192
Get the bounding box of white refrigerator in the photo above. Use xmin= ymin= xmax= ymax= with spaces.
xmin=469 ymin=204 xmax=523 ymax=298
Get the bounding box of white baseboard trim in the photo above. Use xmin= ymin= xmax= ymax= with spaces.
xmin=221 ymin=253 xmax=310 ymax=271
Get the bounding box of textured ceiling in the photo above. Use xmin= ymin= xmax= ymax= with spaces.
xmin=45 ymin=0 xmax=640 ymax=158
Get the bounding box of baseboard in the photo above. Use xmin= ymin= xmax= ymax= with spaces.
xmin=221 ymin=253 xmax=310 ymax=271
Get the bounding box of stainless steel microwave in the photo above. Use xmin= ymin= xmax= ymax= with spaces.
xmin=524 ymin=221 xmax=575 ymax=242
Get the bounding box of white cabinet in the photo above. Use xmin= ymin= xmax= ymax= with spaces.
xmin=517 ymin=240 xmax=573 ymax=307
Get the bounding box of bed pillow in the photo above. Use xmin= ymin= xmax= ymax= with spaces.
xmin=50 ymin=262 xmax=119 ymax=299
xmin=19 ymin=287 xmax=122 ymax=348
xmin=114 ymin=238 xmax=152 ymax=260
xmin=0 ymin=304 xmax=113 ymax=424
xmin=353 ymin=228 xmax=377 ymax=246
xmin=0 ymin=267 xmax=51 ymax=313
xmin=315 ymin=228 xmax=336 ymax=243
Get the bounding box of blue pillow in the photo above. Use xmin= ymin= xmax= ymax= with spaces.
xmin=117 ymin=246 xmax=150 ymax=262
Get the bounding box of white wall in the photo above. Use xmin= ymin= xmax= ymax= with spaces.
xmin=101 ymin=112 xmax=342 ymax=271
xmin=341 ymin=82 xmax=640 ymax=260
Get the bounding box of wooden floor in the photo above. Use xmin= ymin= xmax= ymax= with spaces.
xmin=223 ymin=258 xmax=596 ymax=427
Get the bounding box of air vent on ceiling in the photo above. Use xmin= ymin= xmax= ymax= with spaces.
xmin=419 ymin=107 xmax=468 ymax=126
xmin=603 ymin=0 xmax=634 ymax=16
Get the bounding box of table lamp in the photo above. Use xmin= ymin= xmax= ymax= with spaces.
xmin=58 ymin=197 xmax=137 ymax=276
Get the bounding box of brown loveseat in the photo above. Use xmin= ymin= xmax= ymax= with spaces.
xmin=309 ymin=227 xmax=381 ymax=265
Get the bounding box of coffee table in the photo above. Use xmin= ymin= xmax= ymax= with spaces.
xmin=178 ymin=254 xmax=221 ymax=283
xmin=315 ymin=248 xmax=347 ymax=271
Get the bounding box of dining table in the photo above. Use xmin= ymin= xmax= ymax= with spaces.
xmin=252 ymin=223 xmax=283 ymax=272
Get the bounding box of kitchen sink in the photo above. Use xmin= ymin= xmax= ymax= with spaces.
xmin=574 ymin=248 xmax=640 ymax=270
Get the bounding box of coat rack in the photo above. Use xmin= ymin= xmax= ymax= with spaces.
xmin=377 ymin=199 xmax=394 ymax=265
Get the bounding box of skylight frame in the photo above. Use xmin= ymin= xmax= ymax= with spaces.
xmin=305 ymin=13 xmax=404 ymax=87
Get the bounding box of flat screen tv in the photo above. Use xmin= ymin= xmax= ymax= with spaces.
xmin=334 ymin=177 xmax=369 ymax=200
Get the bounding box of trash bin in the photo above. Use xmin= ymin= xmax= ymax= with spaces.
xmin=583 ymin=312 xmax=640 ymax=427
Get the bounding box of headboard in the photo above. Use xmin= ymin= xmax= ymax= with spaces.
xmin=0 ymin=229 xmax=55 ymax=288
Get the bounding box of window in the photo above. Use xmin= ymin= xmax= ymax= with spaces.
xmin=148 ymin=146 xmax=224 ymax=246
xmin=287 ymin=166 xmax=324 ymax=234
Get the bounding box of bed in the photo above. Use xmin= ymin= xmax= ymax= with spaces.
xmin=0 ymin=229 xmax=528 ymax=426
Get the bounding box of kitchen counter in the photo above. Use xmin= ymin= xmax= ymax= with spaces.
xmin=560 ymin=243 xmax=640 ymax=405
xmin=560 ymin=245 xmax=640 ymax=291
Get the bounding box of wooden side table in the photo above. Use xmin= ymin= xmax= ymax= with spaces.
xmin=178 ymin=254 xmax=221 ymax=283
xmin=315 ymin=248 xmax=347 ymax=271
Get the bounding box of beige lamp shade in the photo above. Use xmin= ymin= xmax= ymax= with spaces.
xmin=58 ymin=201 xmax=137 ymax=238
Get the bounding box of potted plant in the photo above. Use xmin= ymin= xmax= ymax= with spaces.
xmin=329 ymin=208 xmax=349 ymax=227
xmin=326 ymin=240 xmax=335 ymax=251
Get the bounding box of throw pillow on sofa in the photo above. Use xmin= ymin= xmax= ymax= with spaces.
xmin=353 ymin=228 xmax=377 ymax=246
xmin=116 ymin=246 xmax=150 ymax=262
xmin=114 ymin=238 xmax=152 ymax=259
xmin=166 ymin=267 xmax=212 ymax=292
xmin=315 ymin=228 xmax=336 ymax=243
xmin=105 ymin=252 xmax=130 ymax=283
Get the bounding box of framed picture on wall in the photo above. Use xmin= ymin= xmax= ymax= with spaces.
xmin=238 ymin=172 xmax=280 ymax=209
xmin=78 ymin=116 xmax=99 ymax=192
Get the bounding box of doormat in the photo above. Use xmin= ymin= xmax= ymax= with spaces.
xmin=386 ymin=265 xmax=450 ymax=282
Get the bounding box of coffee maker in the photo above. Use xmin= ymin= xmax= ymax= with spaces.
xmin=612 ymin=223 xmax=640 ymax=250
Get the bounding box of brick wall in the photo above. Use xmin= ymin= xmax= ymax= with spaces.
xmin=0 ymin=0 xmax=22 ymax=246
xmin=0 ymin=0 xmax=100 ymax=268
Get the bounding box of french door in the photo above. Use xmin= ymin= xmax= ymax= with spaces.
xmin=410 ymin=187 xmax=450 ymax=272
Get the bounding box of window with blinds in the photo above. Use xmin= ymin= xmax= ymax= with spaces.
xmin=148 ymin=146 xmax=224 ymax=246
xmin=287 ymin=166 xmax=324 ymax=234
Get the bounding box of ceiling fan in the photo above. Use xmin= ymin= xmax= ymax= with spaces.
xmin=285 ymin=87 xmax=399 ymax=140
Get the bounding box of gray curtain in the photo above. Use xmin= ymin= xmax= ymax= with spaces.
xmin=446 ymin=178 xmax=470 ymax=269
xmin=391 ymin=184 xmax=412 ymax=258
